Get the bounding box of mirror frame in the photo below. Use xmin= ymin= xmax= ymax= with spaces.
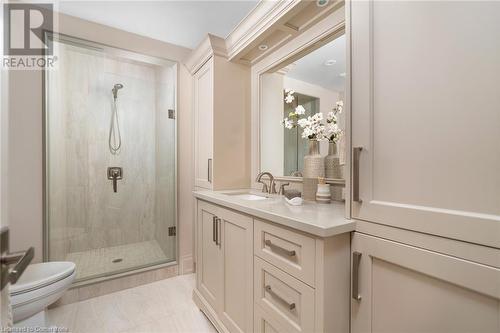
xmin=251 ymin=6 xmax=348 ymax=188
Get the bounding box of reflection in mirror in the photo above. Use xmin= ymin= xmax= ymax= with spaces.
xmin=283 ymin=92 xmax=319 ymax=176
xmin=260 ymin=34 xmax=346 ymax=179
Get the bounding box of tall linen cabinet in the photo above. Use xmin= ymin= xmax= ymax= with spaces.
xmin=186 ymin=34 xmax=250 ymax=191
xmin=349 ymin=1 xmax=500 ymax=332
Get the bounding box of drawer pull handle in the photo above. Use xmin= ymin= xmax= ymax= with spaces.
xmin=216 ymin=217 xmax=221 ymax=246
xmin=352 ymin=147 xmax=363 ymax=203
xmin=212 ymin=216 xmax=217 ymax=243
xmin=265 ymin=285 xmax=295 ymax=310
xmin=265 ymin=240 xmax=295 ymax=257
xmin=208 ymin=158 xmax=212 ymax=183
xmin=352 ymin=251 xmax=362 ymax=301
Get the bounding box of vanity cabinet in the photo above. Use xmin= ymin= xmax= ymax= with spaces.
xmin=196 ymin=200 xmax=222 ymax=312
xmin=186 ymin=34 xmax=250 ymax=190
xmin=350 ymin=0 xmax=500 ymax=248
xmin=351 ymin=232 xmax=500 ymax=333
xmin=194 ymin=198 xmax=351 ymax=333
xmin=195 ymin=200 xmax=253 ymax=333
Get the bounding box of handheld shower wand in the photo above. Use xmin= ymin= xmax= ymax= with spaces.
xmin=109 ymin=83 xmax=123 ymax=154
xmin=112 ymin=83 xmax=123 ymax=100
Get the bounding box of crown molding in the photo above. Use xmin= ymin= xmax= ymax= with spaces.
xmin=225 ymin=0 xmax=303 ymax=62
xmin=184 ymin=0 xmax=343 ymax=73
xmin=276 ymin=62 xmax=296 ymax=75
xmin=184 ymin=33 xmax=227 ymax=74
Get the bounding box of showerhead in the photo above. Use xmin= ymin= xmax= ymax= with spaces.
xmin=112 ymin=83 xmax=124 ymax=99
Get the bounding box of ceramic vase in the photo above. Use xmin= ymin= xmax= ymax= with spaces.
xmin=325 ymin=141 xmax=342 ymax=201
xmin=316 ymin=183 xmax=331 ymax=204
xmin=303 ymin=140 xmax=324 ymax=201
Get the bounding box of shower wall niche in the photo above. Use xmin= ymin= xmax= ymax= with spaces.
xmin=45 ymin=35 xmax=177 ymax=283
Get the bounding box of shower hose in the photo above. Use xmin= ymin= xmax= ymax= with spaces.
xmin=109 ymin=96 xmax=122 ymax=154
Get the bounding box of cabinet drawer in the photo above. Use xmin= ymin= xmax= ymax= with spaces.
xmin=254 ymin=219 xmax=316 ymax=286
xmin=254 ymin=257 xmax=315 ymax=333
xmin=254 ymin=304 xmax=288 ymax=333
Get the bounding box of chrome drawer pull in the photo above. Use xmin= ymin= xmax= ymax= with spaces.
xmin=212 ymin=216 xmax=217 ymax=243
xmin=352 ymin=251 xmax=362 ymax=301
xmin=215 ymin=217 xmax=221 ymax=246
xmin=265 ymin=240 xmax=296 ymax=257
xmin=265 ymin=285 xmax=295 ymax=310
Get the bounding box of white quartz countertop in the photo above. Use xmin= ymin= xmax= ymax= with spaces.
xmin=194 ymin=189 xmax=356 ymax=238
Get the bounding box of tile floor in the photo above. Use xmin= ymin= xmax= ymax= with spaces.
xmin=66 ymin=240 xmax=170 ymax=280
xmin=47 ymin=274 xmax=217 ymax=333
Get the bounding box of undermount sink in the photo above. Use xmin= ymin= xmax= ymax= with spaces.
xmin=223 ymin=192 xmax=269 ymax=201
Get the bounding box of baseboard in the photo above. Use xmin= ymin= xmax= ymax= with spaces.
xmin=180 ymin=254 xmax=194 ymax=274
xmin=52 ymin=264 xmax=178 ymax=307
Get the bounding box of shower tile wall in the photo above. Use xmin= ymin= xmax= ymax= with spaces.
xmin=47 ymin=41 xmax=176 ymax=276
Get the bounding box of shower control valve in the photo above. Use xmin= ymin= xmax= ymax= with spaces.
xmin=107 ymin=167 xmax=123 ymax=193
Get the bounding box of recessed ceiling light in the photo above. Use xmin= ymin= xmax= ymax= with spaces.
xmin=258 ymin=44 xmax=268 ymax=51
xmin=317 ymin=0 xmax=329 ymax=7
xmin=338 ymin=72 xmax=346 ymax=77
xmin=324 ymin=59 xmax=337 ymax=66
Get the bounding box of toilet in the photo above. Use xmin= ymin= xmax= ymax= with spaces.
xmin=10 ymin=262 xmax=76 ymax=327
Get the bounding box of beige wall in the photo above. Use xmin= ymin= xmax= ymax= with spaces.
xmin=8 ymin=13 xmax=194 ymax=272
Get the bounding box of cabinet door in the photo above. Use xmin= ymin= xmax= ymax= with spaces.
xmin=351 ymin=232 xmax=500 ymax=333
xmin=350 ymin=1 xmax=500 ymax=247
xmin=196 ymin=201 xmax=223 ymax=312
xmin=218 ymin=207 xmax=253 ymax=333
xmin=193 ymin=59 xmax=213 ymax=189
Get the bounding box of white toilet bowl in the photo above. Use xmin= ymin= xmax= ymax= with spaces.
xmin=10 ymin=261 xmax=76 ymax=327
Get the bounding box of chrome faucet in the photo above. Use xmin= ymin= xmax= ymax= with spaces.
xmin=256 ymin=172 xmax=276 ymax=194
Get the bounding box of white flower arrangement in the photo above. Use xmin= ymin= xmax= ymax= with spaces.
xmin=325 ymin=100 xmax=343 ymax=143
xmin=281 ymin=90 xmax=344 ymax=142
xmin=284 ymin=89 xmax=295 ymax=104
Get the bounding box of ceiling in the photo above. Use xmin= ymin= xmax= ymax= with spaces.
xmin=286 ymin=34 xmax=346 ymax=92
xmin=57 ymin=1 xmax=259 ymax=49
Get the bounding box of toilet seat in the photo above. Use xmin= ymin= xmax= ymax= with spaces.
xmin=11 ymin=262 xmax=75 ymax=295
xmin=10 ymin=262 xmax=76 ymax=323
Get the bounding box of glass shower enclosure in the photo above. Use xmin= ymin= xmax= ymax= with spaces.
xmin=44 ymin=34 xmax=177 ymax=284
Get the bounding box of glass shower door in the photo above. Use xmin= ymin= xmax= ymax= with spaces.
xmin=44 ymin=34 xmax=177 ymax=283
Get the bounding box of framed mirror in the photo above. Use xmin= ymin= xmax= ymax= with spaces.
xmin=259 ymin=33 xmax=346 ymax=183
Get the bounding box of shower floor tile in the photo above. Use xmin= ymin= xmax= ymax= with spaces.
xmin=66 ymin=240 xmax=170 ymax=281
